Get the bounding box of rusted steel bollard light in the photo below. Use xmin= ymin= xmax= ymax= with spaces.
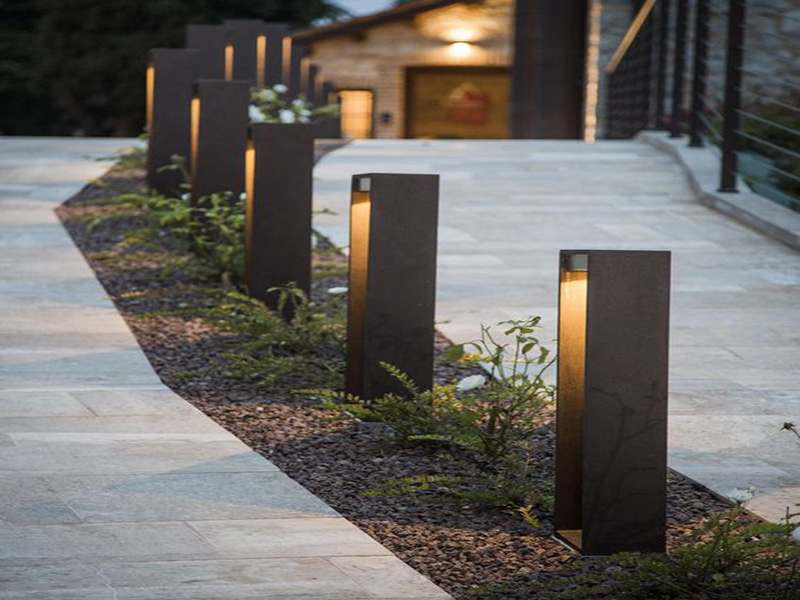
xmin=190 ymin=80 xmax=250 ymax=202
xmin=555 ymin=249 xmax=671 ymax=556
xmin=244 ymin=123 xmax=314 ymax=319
xmin=146 ymin=49 xmax=202 ymax=196
xmin=345 ymin=174 xmax=439 ymax=401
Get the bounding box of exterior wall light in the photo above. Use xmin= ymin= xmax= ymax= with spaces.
xmin=244 ymin=123 xmax=314 ymax=319
xmin=190 ymin=80 xmax=250 ymax=202
xmin=346 ymin=174 xmax=440 ymax=400
xmin=146 ymin=49 xmax=202 ymax=196
xmin=447 ymin=41 xmax=473 ymax=59
xmin=555 ymin=249 xmax=671 ymax=556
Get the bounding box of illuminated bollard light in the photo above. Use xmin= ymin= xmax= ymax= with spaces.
xmin=555 ymin=249 xmax=671 ymax=556
xmin=345 ymin=174 xmax=440 ymax=401
xmin=224 ymin=19 xmax=288 ymax=87
xmin=186 ymin=24 xmax=228 ymax=79
xmin=190 ymin=80 xmax=251 ymax=202
xmin=244 ymin=123 xmax=314 ymax=319
xmin=146 ymin=49 xmax=202 ymax=196
xmin=282 ymin=37 xmax=307 ymax=98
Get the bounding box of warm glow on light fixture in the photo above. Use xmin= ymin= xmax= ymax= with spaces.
xmin=556 ymin=254 xmax=588 ymax=550
xmin=256 ymin=35 xmax=267 ymax=87
xmin=447 ymin=41 xmax=473 ymax=59
xmin=299 ymin=57 xmax=310 ymax=94
xmin=282 ymin=37 xmax=292 ymax=85
xmin=347 ymin=180 xmax=372 ymax=397
xmin=445 ymin=27 xmax=478 ymax=42
xmin=244 ymin=140 xmax=256 ymax=276
xmin=190 ymin=97 xmax=200 ymax=185
xmin=145 ymin=65 xmax=155 ymax=132
xmin=224 ymin=45 xmax=234 ymax=81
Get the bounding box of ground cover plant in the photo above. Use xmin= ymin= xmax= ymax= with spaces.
xmin=57 ymin=148 xmax=800 ymax=599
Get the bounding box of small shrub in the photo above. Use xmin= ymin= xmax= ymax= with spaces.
xmin=308 ymin=317 xmax=556 ymax=510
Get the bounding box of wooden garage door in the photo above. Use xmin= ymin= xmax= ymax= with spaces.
xmin=405 ymin=67 xmax=509 ymax=139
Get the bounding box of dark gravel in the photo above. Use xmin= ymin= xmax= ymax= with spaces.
xmin=57 ymin=145 xmax=735 ymax=599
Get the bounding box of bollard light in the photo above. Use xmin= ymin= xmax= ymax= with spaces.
xmin=186 ymin=24 xmax=228 ymax=79
xmin=345 ymin=174 xmax=440 ymax=401
xmin=190 ymin=80 xmax=250 ymax=202
xmin=282 ymin=37 xmax=307 ymax=98
xmin=146 ymin=49 xmax=202 ymax=196
xmin=244 ymin=123 xmax=314 ymax=319
xmin=224 ymin=19 xmax=288 ymax=87
xmin=555 ymin=249 xmax=671 ymax=556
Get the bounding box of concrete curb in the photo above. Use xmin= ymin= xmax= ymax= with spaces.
xmin=639 ymin=131 xmax=800 ymax=251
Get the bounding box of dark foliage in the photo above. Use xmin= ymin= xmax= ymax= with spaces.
xmin=0 ymin=0 xmax=347 ymax=136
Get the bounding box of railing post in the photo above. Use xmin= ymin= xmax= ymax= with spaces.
xmin=719 ymin=0 xmax=746 ymax=192
xmin=669 ymin=0 xmax=689 ymax=138
xmin=655 ymin=0 xmax=671 ymax=129
xmin=689 ymin=0 xmax=710 ymax=147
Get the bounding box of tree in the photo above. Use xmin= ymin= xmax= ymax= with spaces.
xmin=0 ymin=0 xmax=347 ymax=136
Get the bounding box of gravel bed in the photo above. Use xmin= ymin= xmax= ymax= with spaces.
xmin=57 ymin=145 xmax=735 ymax=599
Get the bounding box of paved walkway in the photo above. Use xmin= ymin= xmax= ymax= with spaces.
xmin=314 ymin=139 xmax=800 ymax=523
xmin=0 ymin=138 xmax=450 ymax=600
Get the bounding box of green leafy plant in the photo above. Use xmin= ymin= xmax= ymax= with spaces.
xmin=204 ymin=284 xmax=345 ymax=389
xmin=250 ymin=84 xmax=340 ymax=124
xmin=307 ymin=316 xmax=556 ymax=510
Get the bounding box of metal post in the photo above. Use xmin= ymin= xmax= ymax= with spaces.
xmin=190 ymin=80 xmax=250 ymax=202
xmin=146 ymin=49 xmax=202 ymax=197
xmin=346 ymin=174 xmax=439 ymax=401
xmin=245 ymin=124 xmax=314 ymax=319
xmin=670 ymin=0 xmax=689 ymax=137
xmin=689 ymin=0 xmax=710 ymax=146
xmin=719 ymin=0 xmax=746 ymax=192
xmin=655 ymin=0 xmax=671 ymax=128
xmin=555 ymin=250 xmax=670 ymax=556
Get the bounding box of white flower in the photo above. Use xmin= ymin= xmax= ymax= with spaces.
xmin=727 ymin=486 xmax=757 ymax=504
xmin=326 ymin=287 xmax=348 ymax=295
xmin=239 ymin=192 xmax=247 ymax=201
xmin=299 ymin=115 xmax=310 ymax=124
xmin=181 ymin=193 xmax=190 ymax=201
xmin=273 ymin=83 xmax=288 ymax=93
xmin=457 ymin=374 xmax=486 ymax=392
xmin=300 ymin=109 xmax=312 ymax=116
xmin=255 ymin=89 xmax=277 ymax=102
xmin=279 ymin=109 xmax=296 ymax=123
xmin=292 ymin=98 xmax=304 ymax=107
xmin=792 ymin=526 xmax=800 ymax=544
xmin=248 ymin=105 xmax=266 ymax=123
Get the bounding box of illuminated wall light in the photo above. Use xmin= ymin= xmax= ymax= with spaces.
xmin=447 ymin=41 xmax=473 ymax=59
xmin=146 ymin=48 xmax=202 ymax=196
xmin=189 ymin=80 xmax=250 ymax=202
xmin=224 ymin=45 xmax=234 ymax=81
xmin=256 ymin=35 xmax=267 ymax=87
xmin=245 ymin=123 xmax=314 ymax=320
xmin=555 ymin=249 xmax=671 ymax=556
xmin=445 ymin=27 xmax=478 ymax=42
xmin=346 ymin=173 xmax=440 ymax=400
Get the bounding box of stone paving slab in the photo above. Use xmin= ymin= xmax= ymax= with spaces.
xmin=0 ymin=138 xmax=451 ymax=599
xmin=314 ymin=139 xmax=800 ymax=523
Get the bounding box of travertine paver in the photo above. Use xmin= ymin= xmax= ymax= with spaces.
xmin=0 ymin=138 xmax=450 ymax=599
xmin=314 ymin=139 xmax=800 ymax=523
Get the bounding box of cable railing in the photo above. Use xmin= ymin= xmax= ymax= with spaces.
xmin=606 ymin=0 xmax=800 ymax=213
